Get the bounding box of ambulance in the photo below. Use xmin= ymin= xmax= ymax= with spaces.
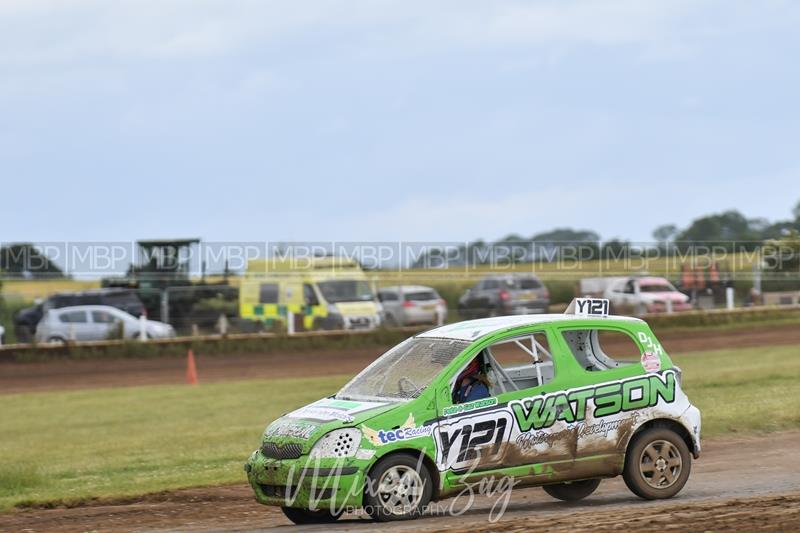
xmin=239 ymin=256 xmax=381 ymax=331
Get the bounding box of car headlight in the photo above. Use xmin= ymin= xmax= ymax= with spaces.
xmin=309 ymin=428 xmax=361 ymax=459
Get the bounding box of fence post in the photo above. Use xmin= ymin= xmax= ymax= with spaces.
xmin=666 ymin=300 xmax=673 ymax=314
xmin=287 ymin=311 xmax=295 ymax=335
xmin=139 ymin=313 xmax=146 ymax=341
xmin=725 ymin=287 xmax=735 ymax=310
xmin=161 ymin=289 xmax=170 ymax=325
xmin=217 ymin=314 xmax=228 ymax=336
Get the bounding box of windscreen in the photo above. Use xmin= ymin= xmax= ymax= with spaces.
xmin=318 ymin=280 xmax=374 ymax=303
xmin=516 ymin=277 xmax=542 ymax=290
xmin=640 ymin=282 xmax=676 ymax=293
xmin=405 ymin=291 xmax=437 ymax=301
xmin=336 ymin=337 xmax=470 ymax=401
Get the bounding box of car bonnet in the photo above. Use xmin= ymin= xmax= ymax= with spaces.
xmin=261 ymin=397 xmax=400 ymax=451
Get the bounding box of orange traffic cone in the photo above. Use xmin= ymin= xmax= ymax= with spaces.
xmin=186 ymin=349 xmax=199 ymax=385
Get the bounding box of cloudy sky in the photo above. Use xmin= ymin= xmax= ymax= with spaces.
xmin=2 ymin=0 xmax=799 ymax=244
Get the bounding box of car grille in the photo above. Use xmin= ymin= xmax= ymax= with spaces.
xmin=261 ymin=442 xmax=303 ymax=460
xmin=260 ymin=484 xmax=333 ymax=500
xmin=348 ymin=316 xmax=372 ymax=329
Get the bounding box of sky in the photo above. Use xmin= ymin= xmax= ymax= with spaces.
xmin=1 ymin=0 xmax=799 ymax=245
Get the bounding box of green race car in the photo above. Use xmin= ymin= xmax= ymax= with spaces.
xmin=245 ymin=298 xmax=701 ymax=524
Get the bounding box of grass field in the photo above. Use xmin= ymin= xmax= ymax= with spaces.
xmin=1 ymin=344 xmax=798 ymax=511
xmin=0 ymin=279 xmax=100 ymax=301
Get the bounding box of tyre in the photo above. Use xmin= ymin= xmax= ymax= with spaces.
xmin=364 ymin=453 xmax=433 ymax=522
xmin=47 ymin=336 xmax=67 ymax=344
xmin=280 ymin=506 xmax=341 ymax=525
xmin=542 ymin=478 xmax=601 ymax=501
xmin=623 ymin=427 xmax=691 ymax=500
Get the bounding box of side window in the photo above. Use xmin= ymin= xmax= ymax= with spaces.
xmin=483 ymin=333 xmax=555 ymax=394
xmin=561 ymin=328 xmax=640 ymax=372
xmin=303 ymin=284 xmax=320 ymax=306
xmin=259 ymin=283 xmax=279 ymax=304
xmin=377 ymin=291 xmax=398 ymax=302
xmin=624 ymin=280 xmax=636 ymax=294
xmin=59 ymin=311 xmax=88 ymax=323
xmin=92 ymin=310 xmax=117 ymax=323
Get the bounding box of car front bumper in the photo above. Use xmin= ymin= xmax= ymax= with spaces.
xmin=680 ymin=404 xmax=702 ymax=458
xmin=245 ymin=449 xmax=367 ymax=510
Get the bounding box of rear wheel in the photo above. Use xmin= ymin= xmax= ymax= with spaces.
xmin=365 ymin=453 xmax=433 ymax=522
xmin=623 ymin=427 xmax=691 ymax=499
xmin=280 ymin=507 xmax=341 ymax=525
xmin=542 ymin=478 xmax=601 ymax=501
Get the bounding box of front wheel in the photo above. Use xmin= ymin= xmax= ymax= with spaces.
xmin=365 ymin=453 xmax=433 ymax=522
xmin=542 ymin=478 xmax=601 ymax=501
xmin=623 ymin=427 xmax=691 ymax=500
xmin=280 ymin=507 xmax=341 ymax=525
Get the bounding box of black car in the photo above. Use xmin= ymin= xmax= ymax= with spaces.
xmin=13 ymin=288 xmax=145 ymax=342
xmin=458 ymin=274 xmax=549 ymax=319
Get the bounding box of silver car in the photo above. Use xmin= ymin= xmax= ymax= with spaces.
xmin=35 ymin=305 xmax=175 ymax=343
xmin=377 ymin=285 xmax=447 ymax=326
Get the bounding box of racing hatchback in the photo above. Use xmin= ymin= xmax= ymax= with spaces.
xmin=245 ymin=298 xmax=701 ymax=524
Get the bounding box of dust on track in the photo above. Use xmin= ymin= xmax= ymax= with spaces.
xmin=2 ymin=323 xmax=800 ymax=394
xmin=2 ymin=432 xmax=798 ymax=532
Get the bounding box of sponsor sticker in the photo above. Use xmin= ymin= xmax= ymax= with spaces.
xmin=443 ymin=397 xmax=498 ymax=417
xmin=362 ymin=414 xmax=433 ymax=446
xmin=289 ymin=406 xmax=355 ymax=422
xmin=641 ymin=351 xmax=661 ymax=372
xmin=286 ymin=398 xmax=387 ymax=422
xmin=264 ymin=421 xmax=318 ymax=440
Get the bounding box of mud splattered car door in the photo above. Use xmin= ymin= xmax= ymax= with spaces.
xmin=550 ymin=324 xmax=658 ymax=474
xmin=433 ymin=328 xmax=578 ymax=485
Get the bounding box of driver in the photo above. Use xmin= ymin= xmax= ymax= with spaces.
xmin=454 ymin=355 xmax=490 ymax=403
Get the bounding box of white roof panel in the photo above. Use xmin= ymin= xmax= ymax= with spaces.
xmin=417 ymin=314 xmax=642 ymax=341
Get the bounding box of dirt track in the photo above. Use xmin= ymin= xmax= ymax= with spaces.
xmin=2 ymin=323 xmax=800 ymax=394
xmin=3 ymin=325 xmax=800 ymax=531
xmin=2 ymin=432 xmax=798 ymax=532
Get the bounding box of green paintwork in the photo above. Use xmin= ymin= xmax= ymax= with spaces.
xmin=245 ymin=314 xmax=700 ymax=511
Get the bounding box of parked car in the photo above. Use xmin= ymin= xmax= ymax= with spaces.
xmin=603 ymin=276 xmax=691 ymax=314
xmin=34 ymin=305 xmax=174 ymax=343
xmin=245 ymin=297 xmax=701 ymax=523
xmin=377 ymin=286 xmax=447 ymax=326
xmin=14 ymin=288 xmax=145 ymax=342
xmin=458 ymin=274 xmax=549 ymax=319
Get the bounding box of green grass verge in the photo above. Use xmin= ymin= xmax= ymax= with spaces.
xmin=0 ymin=375 xmax=349 ymax=511
xmin=671 ymin=345 xmax=800 ymax=437
xmin=1 ymin=344 xmax=798 ymax=511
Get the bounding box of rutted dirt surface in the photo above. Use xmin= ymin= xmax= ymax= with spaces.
xmin=2 ymin=432 xmax=799 ymax=532
xmin=2 ymin=323 xmax=800 ymax=394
